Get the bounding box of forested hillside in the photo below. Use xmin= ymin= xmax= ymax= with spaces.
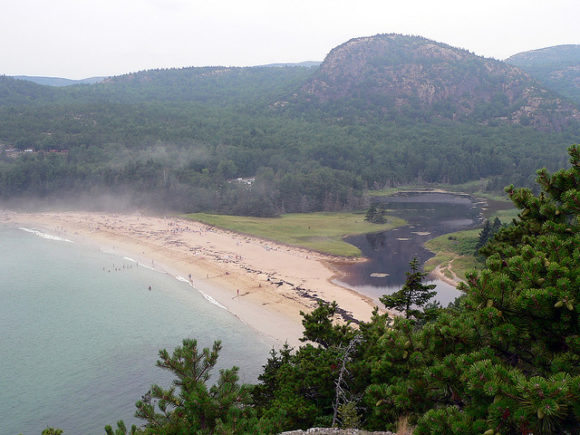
xmin=507 ymin=44 xmax=580 ymax=106
xmin=1 ymin=35 xmax=579 ymax=214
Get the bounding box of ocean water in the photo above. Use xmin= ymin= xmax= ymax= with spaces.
xmin=0 ymin=226 xmax=275 ymax=435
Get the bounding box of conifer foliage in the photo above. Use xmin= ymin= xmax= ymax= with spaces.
xmin=106 ymin=339 xmax=262 ymax=435
xmin=380 ymin=257 xmax=437 ymax=320
xmin=366 ymin=145 xmax=580 ymax=434
xmin=475 ymin=217 xmax=503 ymax=251
xmin=256 ymin=145 xmax=580 ymax=434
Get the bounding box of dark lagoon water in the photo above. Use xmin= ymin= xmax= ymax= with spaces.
xmin=0 ymin=226 xmax=274 ymax=435
xmin=334 ymin=192 xmax=487 ymax=306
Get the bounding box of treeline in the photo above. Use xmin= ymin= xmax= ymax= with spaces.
xmin=0 ymin=69 xmax=577 ymax=214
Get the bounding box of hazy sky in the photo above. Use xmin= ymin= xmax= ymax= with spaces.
xmin=1 ymin=0 xmax=578 ymax=79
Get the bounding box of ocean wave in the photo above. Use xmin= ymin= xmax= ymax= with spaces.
xmin=175 ymin=275 xmax=228 ymax=311
xmin=138 ymin=263 xmax=158 ymax=272
xmin=123 ymin=256 xmax=137 ymax=263
xmin=18 ymin=227 xmax=73 ymax=243
xmin=176 ymin=275 xmax=191 ymax=284
xmin=198 ymin=290 xmax=228 ymax=311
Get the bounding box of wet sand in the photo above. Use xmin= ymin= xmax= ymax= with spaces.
xmin=1 ymin=211 xmax=380 ymax=347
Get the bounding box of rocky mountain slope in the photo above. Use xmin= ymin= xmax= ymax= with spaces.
xmin=290 ymin=34 xmax=580 ymax=130
xmin=506 ymin=44 xmax=580 ymax=106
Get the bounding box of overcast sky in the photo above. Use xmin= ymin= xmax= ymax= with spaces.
xmin=1 ymin=0 xmax=578 ymax=79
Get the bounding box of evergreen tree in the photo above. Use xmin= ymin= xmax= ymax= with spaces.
xmin=106 ymin=339 xmax=261 ymax=434
xmin=476 ymin=219 xmax=492 ymax=251
xmin=380 ymin=257 xmax=437 ymax=320
xmin=365 ymin=203 xmax=386 ymax=224
xmin=491 ymin=216 xmax=502 ymax=234
xmin=365 ymin=145 xmax=580 ymax=433
xmin=476 ymin=217 xmax=505 ymax=254
xmin=300 ymin=301 xmax=354 ymax=349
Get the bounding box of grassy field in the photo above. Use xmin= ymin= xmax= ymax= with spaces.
xmin=182 ymin=212 xmax=407 ymax=257
xmin=424 ymin=229 xmax=482 ymax=280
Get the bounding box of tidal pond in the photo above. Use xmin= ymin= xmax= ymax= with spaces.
xmin=334 ymin=192 xmax=497 ymax=307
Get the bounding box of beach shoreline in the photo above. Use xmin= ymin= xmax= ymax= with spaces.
xmin=1 ymin=210 xmax=381 ymax=347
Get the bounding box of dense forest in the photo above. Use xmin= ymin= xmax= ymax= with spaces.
xmin=1 ymin=35 xmax=579 ymax=215
xmin=61 ymin=145 xmax=575 ymax=434
xmin=507 ymin=44 xmax=580 ymax=107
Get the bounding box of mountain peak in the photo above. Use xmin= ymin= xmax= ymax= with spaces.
xmin=294 ymin=34 xmax=580 ymax=130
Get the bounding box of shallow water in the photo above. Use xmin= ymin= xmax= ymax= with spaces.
xmin=335 ymin=192 xmax=484 ymax=306
xmin=0 ymin=226 xmax=274 ymax=435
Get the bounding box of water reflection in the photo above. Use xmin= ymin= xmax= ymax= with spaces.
xmin=334 ymin=192 xmax=486 ymax=307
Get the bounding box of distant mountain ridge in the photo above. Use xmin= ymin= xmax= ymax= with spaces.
xmin=3 ymin=34 xmax=580 ymax=133
xmin=259 ymin=61 xmax=321 ymax=68
xmin=506 ymin=44 xmax=580 ymax=69
xmin=0 ymin=75 xmax=57 ymax=105
xmin=12 ymin=75 xmax=106 ymax=87
xmin=288 ymin=34 xmax=580 ymax=130
xmin=506 ymin=44 xmax=580 ymax=106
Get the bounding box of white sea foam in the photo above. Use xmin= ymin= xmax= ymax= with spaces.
xmin=123 ymin=256 xmax=137 ymax=263
xmin=176 ymin=275 xmax=191 ymax=284
xmin=18 ymin=227 xmax=73 ymax=243
xmin=175 ymin=275 xmax=228 ymax=311
xmin=198 ymin=290 xmax=228 ymax=310
xmin=138 ymin=263 xmax=158 ymax=272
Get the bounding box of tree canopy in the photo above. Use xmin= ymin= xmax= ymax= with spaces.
xmin=1 ymin=65 xmax=577 ymax=215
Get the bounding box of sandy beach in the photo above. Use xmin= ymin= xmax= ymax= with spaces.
xmin=1 ymin=211 xmax=381 ymax=347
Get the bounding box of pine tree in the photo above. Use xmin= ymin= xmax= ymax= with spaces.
xmin=416 ymin=145 xmax=580 ymax=434
xmin=365 ymin=145 xmax=580 ymax=434
xmin=476 ymin=219 xmax=492 ymax=251
xmin=106 ymin=339 xmax=259 ymax=434
xmin=365 ymin=203 xmax=386 ymax=224
xmin=491 ymin=216 xmax=502 ymax=234
xmin=380 ymin=257 xmax=437 ymax=320
xmin=300 ymin=300 xmax=354 ymax=348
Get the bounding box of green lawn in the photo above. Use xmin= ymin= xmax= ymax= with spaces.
xmin=182 ymin=212 xmax=406 ymax=257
